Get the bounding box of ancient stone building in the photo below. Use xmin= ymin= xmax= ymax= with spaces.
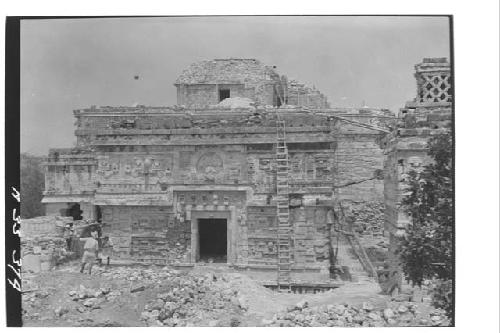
xmin=42 ymin=58 xmax=396 ymax=283
xmin=382 ymin=57 xmax=452 ymax=271
xmin=175 ymin=58 xmax=329 ymax=108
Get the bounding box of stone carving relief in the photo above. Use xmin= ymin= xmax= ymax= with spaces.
xmin=97 ymin=159 xmax=117 ymax=179
xmin=196 ymin=152 xmax=224 ymax=182
xmin=97 ymin=155 xmax=173 ymax=182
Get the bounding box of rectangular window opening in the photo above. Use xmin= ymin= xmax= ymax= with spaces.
xmin=219 ymin=89 xmax=230 ymax=102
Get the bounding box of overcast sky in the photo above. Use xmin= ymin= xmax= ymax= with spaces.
xmin=20 ymin=16 xmax=450 ymax=155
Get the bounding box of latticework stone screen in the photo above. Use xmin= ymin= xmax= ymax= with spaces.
xmin=417 ymin=73 xmax=452 ymax=103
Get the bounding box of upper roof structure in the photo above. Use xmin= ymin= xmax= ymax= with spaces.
xmin=174 ymin=58 xmax=280 ymax=85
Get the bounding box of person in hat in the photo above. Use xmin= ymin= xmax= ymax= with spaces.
xmin=79 ymin=230 xmax=99 ymax=274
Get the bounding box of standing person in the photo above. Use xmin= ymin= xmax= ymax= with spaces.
xmin=79 ymin=230 xmax=99 ymax=274
xmin=63 ymin=224 xmax=74 ymax=250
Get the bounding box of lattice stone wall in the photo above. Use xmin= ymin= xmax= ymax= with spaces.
xmin=417 ymin=73 xmax=451 ymax=103
xmin=415 ymin=58 xmax=452 ymax=104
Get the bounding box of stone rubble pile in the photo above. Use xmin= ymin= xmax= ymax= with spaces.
xmin=22 ymin=236 xmax=68 ymax=257
xmin=262 ymin=300 xmax=448 ymax=327
xmin=22 ymin=290 xmax=52 ymax=320
xmin=67 ymin=285 xmax=116 ymax=313
xmin=20 ymin=215 xmax=73 ymax=238
xmin=96 ymin=266 xmax=176 ymax=282
xmin=140 ymin=271 xmax=247 ymax=326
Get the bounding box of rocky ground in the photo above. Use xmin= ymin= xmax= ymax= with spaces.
xmin=22 ymin=262 xmax=450 ymax=327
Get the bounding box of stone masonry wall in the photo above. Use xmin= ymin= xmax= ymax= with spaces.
xmin=177 ymin=83 xmax=257 ymax=108
xmin=101 ymin=205 xmax=189 ymax=264
xmin=245 ymin=206 xmax=329 ymax=271
xmin=45 ymin=105 xmax=395 ymax=271
xmin=336 ymin=135 xmax=385 ymax=202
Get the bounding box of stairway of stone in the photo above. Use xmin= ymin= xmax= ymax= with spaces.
xmin=335 ymin=233 xmax=373 ymax=283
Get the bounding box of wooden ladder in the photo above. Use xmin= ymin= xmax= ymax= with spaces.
xmin=276 ymin=117 xmax=292 ymax=291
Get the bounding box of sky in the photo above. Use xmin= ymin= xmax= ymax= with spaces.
xmin=20 ymin=16 xmax=450 ymax=155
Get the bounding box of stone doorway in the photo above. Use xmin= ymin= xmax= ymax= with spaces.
xmin=189 ymin=209 xmax=233 ymax=264
xmin=198 ymin=218 xmax=227 ymax=263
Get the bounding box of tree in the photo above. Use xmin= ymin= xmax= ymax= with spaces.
xmin=20 ymin=153 xmax=45 ymax=218
xmin=399 ymin=131 xmax=454 ymax=320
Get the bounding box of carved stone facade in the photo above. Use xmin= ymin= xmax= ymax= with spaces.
xmin=43 ymin=58 xmax=402 ymax=281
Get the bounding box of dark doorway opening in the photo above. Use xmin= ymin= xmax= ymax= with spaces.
xmin=65 ymin=203 xmax=83 ymax=221
xmin=95 ymin=205 xmax=102 ymax=222
xmin=198 ymin=218 xmax=227 ymax=263
xmin=219 ymin=89 xmax=230 ymax=102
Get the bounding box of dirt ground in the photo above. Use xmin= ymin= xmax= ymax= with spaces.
xmin=21 ymin=261 xmax=443 ymax=327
